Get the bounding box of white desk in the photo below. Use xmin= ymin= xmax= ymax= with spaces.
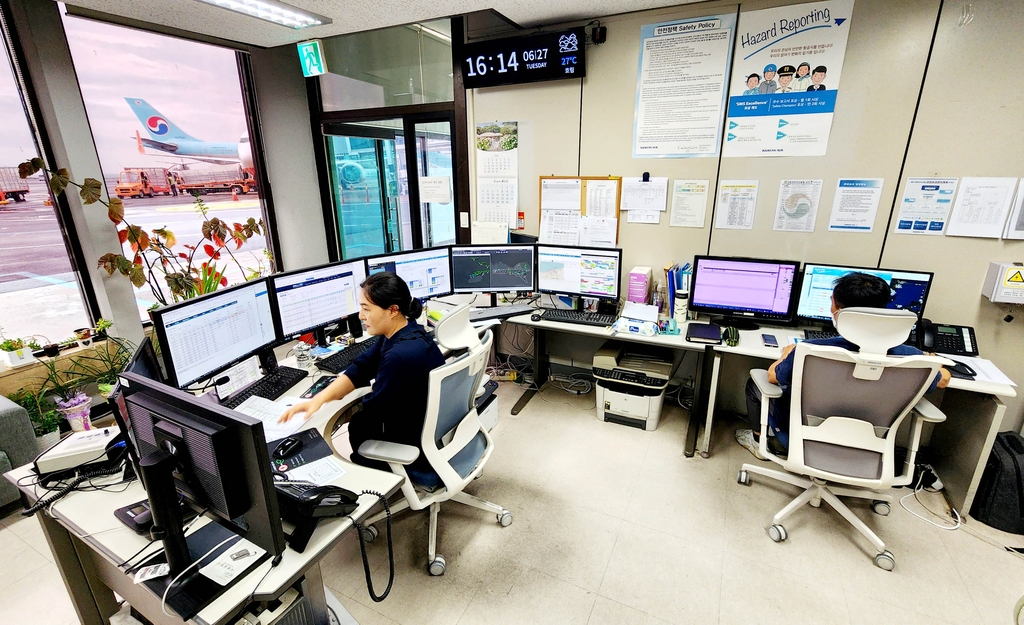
xmin=507 ymin=314 xmax=1015 ymax=513
xmin=4 ymin=365 xmax=402 ymax=625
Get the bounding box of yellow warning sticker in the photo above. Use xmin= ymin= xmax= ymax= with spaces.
xmin=1004 ymin=268 xmax=1024 ymax=287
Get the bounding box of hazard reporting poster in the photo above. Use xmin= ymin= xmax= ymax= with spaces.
xmin=723 ymin=0 xmax=854 ymax=157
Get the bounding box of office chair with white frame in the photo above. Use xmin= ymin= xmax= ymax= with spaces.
xmin=357 ymin=304 xmax=512 ymax=575
xmin=737 ymin=308 xmax=951 ymax=570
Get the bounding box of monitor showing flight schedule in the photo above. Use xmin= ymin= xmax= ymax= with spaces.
xmin=451 ymin=245 xmax=535 ymax=293
xmin=796 ymin=264 xmax=933 ymax=321
xmin=536 ymin=245 xmax=621 ymax=300
xmin=271 ymin=260 xmax=367 ymax=337
xmin=365 ymin=247 xmax=452 ymax=299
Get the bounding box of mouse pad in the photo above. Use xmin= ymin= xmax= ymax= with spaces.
xmin=266 ymin=428 xmax=332 ymax=474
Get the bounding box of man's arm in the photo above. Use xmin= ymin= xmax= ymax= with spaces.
xmin=279 ymin=374 xmax=356 ymax=422
xmin=767 ymin=344 xmax=796 ymax=384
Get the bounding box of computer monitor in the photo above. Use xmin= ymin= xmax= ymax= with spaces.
xmin=107 ymin=336 xmax=165 ymax=484
xmin=688 ymin=256 xmax=801 ymax=329
xmin=270 ymin=259 xmax=367 ymax=340
xmin=796 ymin=263 xmax=934 ymax=323
xmin=150 ymin=278 xmax=278 ymax=389
xmin=118 ymin=370 xmax=285 ymax=618
xmin=536 ymin=245 xmax=622 ymax=300
xmin=365 ymin=246 xmax=453 ymax=299
xmin=451 ymin=244 xmax=535 ymax=293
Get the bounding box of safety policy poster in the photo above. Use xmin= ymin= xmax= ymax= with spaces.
xmin=723 ymin=0 xmax=854 ymax=157
xmin=633 ymin=14 xmax=736 ymax=157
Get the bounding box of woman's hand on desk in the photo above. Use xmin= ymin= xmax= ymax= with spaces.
xmin=279 ymin=374 xmax=357 ymax=422
xmin=279 ymin=398 xmax=323 ymax=423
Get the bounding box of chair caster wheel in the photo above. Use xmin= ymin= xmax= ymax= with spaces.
xmin=871 ymin=500 xmax=891 ymax=516
xmin=874 ymin=550 xmax=895 ymax=571
xmin=498 ymin=510 xmax=513 ymax=527
xmin=737 ymin=470 xmax=750 ymax=486
xmin=429 ymin=554 xmax=446 ymax=576
xmin=767 ymin=524 xmax=788 ymax=543
xmin=360 ymin=524 xmax=378 ymax=543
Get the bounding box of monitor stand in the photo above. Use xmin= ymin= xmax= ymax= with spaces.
xmin=709 ymin=316 xmax=760 ymax=331
xmin=257 ymin=347 xmax=279 ymax=374
xmin=313 ymin=328 xmax=329 ymax=347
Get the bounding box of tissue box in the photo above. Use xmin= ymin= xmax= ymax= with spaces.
xmin=628 ymin=266 xmax=653 ymax=304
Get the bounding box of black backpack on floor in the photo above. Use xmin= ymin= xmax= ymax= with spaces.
xmin=970 ymin=431 xmax=1024 ymax=535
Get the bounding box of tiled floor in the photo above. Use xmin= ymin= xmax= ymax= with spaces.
xmin=3 ymin=381 xmax=1024 ymax=624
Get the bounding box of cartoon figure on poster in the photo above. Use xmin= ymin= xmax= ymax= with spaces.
xmin=723 ymin=0 xmax=854 ymax=157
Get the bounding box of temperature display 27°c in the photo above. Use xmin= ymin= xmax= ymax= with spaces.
xmin=459 ymin=27 xmax=587 ymax=89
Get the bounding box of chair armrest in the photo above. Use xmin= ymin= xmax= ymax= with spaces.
xmin=912 ymin=397 xmax=946 ymax=423
xmin=750 ymin=369 xmax=783 ymax=399
xmin=358 ymin=440 xmax=420 ymax=465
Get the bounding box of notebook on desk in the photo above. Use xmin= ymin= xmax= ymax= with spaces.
xmin=685 ymin=323 xmax=722 ymax=345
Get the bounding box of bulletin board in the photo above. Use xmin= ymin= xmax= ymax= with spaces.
xmin=537 ymin=176 xmax=622 ymax=219
xmin=537 ymin=176 xmax=622 ymax=246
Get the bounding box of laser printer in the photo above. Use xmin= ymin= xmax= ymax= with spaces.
xmin=592 ymin=341 xmax=673 ymax=431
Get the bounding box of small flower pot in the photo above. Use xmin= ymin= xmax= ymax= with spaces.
xmin=57 ymin=393 xmax=92 ymax=432
xmin=74 ymin=328 xmax=93 ymax=347
xmin=1 ymin=348 xmax=36 ymax=368
xmin=43 ymin=343 xmax=60 ymax=357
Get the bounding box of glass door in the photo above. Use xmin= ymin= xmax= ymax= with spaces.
xmin=324 ymin=120 xmax=411 ymax=258
xmin=413 ymin=121 xmax=457 ymax=246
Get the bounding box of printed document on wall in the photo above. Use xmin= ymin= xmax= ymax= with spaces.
xmin=723 ymin=0 xmax=854 ymax=157
xmin=580 ymin=216 xmax=618 ymax=247
xmin=945 ymin=177 xmax=1018 ymax=238
xmin=627 ymin=209 xmax=661 ymax=224
xmin=774 ymin=179 xmax=822 ymax=232
xmin=621 ymin=177 xmax=668 ymax=211
xmin=476 ymin=121 xmax=518 ymax=228
xmin=585 ymin=179 xmax=619 ymax=217
xmin=670 ymin=179 xmax=710 ymax=227
xmin=541 ymin=178 xmax=582 ymax=211
xmin=539 ymin=210 xmax=581 ymax=246
xmin=828 ymin=178 xmax=883 ymax=232
xmin=715 ymin=180 xmax=759 ymax=229
xmin=633 ymin=14 xmax=736 ymax=157
xmin=1003 ymin=180 xmax=1024 ymax=240
xmin=895 ymin=177 xmax=958 ymax=235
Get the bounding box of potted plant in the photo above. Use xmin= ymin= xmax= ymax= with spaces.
xmin=7 ymin=388 xmax=62 ymax=452
xmin=74 ymin=337 xmax=134 ymax=398
xmin=0 ymin=327 xmax=37 ymax=368
xmin=40 ymin=356 xmax=93 ymax=432
xmin=93 ymin=318 xmax=113 ymax=341
xmin=74 ymin=328 xmax=93 ymax=347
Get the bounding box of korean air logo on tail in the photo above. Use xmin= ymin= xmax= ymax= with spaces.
xmin=147 ymin=116 xmax=169 ymax=136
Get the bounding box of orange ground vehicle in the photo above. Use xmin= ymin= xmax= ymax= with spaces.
xmin=115 ymin=167 xmax=170 ymax=199
xmin=0 ymin=167 xmax=30 ymax=202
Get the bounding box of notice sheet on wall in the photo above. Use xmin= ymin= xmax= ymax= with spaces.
xmin=539 ymin=210 xmax=581 ymax=246
xmin=774 ymin=179 xmax=822 ymax=232
xmin=945 ymin=177 xmax=1018 ymax=239
xmin=723 ymin=0 xmax=855 ymax=157
xmin=627 ymin=210 xmax=661 ymax=224
xmin=669 ymin=179 xmax=710 ymax=228
xmin=476 ymin=121 xmax=518 ymax=228
xmin=580 ymin=216 xmax=618 ymax=247
xmin=585 ymin=179 xmax=619 ymax=217
xmin=621 ymin=177 xmax=669 ymax=211
xmin=895 ymin=177 xmax=959 ymax=235
xmin=1003 ymin=180 xmax=1024 ymax=240
xmin=633 ymin=15 xmax=736 ymax=157
xmin=715 ymin=180 xmax=759 ymax=229
xmin=540 ymin=178 xmax=582 ymax=211
xmin=828 ymin=178 xmax=883 ymax=232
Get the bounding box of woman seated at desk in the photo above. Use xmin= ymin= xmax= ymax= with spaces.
xmin=279 ymin=272 xmax=445 ymax=473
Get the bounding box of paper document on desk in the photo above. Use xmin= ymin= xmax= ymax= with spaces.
xmin=236 ymin=396 xmax=304 ymax=441
xmin=947 ymin=356 xmax=1017 ymax=387
xmin=199 ymin=536 xmax=266 ymax=586
xmin=288 ymin=456 xmax=347 ymax=484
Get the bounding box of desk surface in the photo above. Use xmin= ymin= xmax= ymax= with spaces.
xmin=5 ymin=360 xmax=402 ymax=625
xmin=507 ymin=313 xmax=1017 ymax=398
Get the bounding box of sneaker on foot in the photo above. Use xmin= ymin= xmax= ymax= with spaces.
xmin=735 ymin=428 xmax=766 ymax=461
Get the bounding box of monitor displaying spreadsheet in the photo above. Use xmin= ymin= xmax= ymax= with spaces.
xmin=451 ymin=245 xmax=535 ymax=293
xmin=536 ymin=245 xmax=621 ymax=300
xmin=150 ymin=279 xmax=278 ymax=388
xmin=365 ymin=247 xmax=453 ymax=299
xmin=796 ymin=263 xmax=933 ymax=321
xmin=271 ymin=260 xmax=367 ymax=338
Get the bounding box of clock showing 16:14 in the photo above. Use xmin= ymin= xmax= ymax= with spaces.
xmin=459 ymin=28 xmax=586 ymax=89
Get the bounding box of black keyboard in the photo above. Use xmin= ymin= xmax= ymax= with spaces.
xmin=804 ymin=329 xmax=839 ymax=340
xmin=469 ymin=304 xmax=535 ymax=322
xmin=315 ymin=339 xmax=377 ymax=374
xmin=222 ymin=366 xmax=308 ymax=409
xmin=538 ymin=309 xmax=617 ymax=328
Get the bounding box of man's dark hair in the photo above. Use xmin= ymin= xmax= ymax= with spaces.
xmin=832 ymin=272 xmax=892 ymax=309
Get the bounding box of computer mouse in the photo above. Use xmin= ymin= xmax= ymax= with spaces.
xmin=530 ymin=314 xmax=542 ymax=322
xmin=947 ymin=360 xmax=976 ymax=379
xmin=723 ymin=326 xmax=740 ymax=347
xmin=273 ymin=437 xmax=303 ymax=459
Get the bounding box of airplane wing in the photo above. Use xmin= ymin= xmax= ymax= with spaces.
xmin=140 ymin=137 xmax=180 ymax=153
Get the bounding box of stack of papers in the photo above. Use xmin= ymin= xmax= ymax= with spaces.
xmin=947 ymin=356 xmax=1017 ymax=387
xmin=235 ymin=396 xmax=305 ymax=441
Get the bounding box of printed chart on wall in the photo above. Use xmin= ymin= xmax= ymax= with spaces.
xmin=538 ymin=177 xmax=621 ymax=247
xmin=633 ymin=14 xmax=736 ymax=157
xmin=774 ymin=179 xmax=822 ymax=232
xmin=895 ymin=177 xmax=958 ymax=235
xmin=723 ymin=0 xmax=854 ymax=157
xmin=475 ymin=121 xmax=518 ymax=229
xmin=828 ymin=178 xmax=883 ymax=232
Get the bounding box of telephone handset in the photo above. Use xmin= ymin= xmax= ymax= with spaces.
xmin=908 ymin=319 xmax=979 ymax=356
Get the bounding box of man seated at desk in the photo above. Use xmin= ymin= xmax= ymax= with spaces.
xmin=279 ymin=272 xmax=445 ymax=473
xmin=736 ymin=272 xmax=952 ymax=460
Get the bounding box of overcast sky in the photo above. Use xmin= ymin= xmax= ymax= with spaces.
xmin=0 ymin=12 xmax=248 ymax=176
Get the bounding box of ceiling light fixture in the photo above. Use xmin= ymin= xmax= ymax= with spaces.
xmin=194 ymin=0 xmax=331 ymax=29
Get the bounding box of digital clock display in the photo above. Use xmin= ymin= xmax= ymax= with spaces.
xmin=459 ymin=27 xmax=586 ymax=89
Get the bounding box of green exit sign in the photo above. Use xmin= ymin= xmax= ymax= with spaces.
xmin=297 ymin=40 xmax=327 ymax=77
